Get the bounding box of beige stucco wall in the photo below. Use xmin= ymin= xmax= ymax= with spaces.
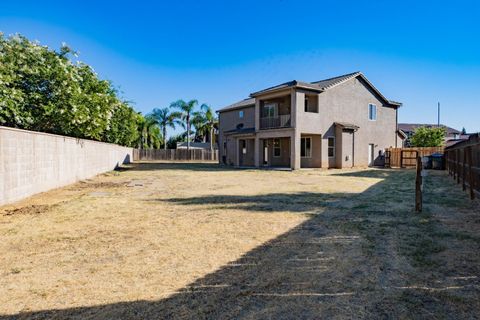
xmin=300 ymin=134 xmax=322 ymax=168
xmin=313 ymin=77 xmax=397 ymax=167
xmin=335 ymin=128 xmax=355 ymax=168
xmin=218 ymin=105 xmax=255 ymax=164
xmin=239 ymin=138 xmax=255 ymax=166
xmin=0 ymin=126 xmax=133 ymax=206
xmin=261 ymin=137 xmax=291 ymax=167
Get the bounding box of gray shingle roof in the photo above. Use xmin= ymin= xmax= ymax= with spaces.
xmin=250 ymin=80 xmax=324 ymax=97
xmin=218 ymin=71 xmax=401 ymax=113
xmin=335 ymin=122 xmax=360 ymax=130
xmin=217 ymin=98 xmax=255 ymax=113
xmin=223 ymin=127 xmax=256 ymax=135
xmin=398 ymin=123 xmax=461 ymax=135
xmin=311 ymin=71 xmax=361 ymax=90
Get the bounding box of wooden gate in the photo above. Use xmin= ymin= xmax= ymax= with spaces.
xmin=384 ymin=147 xmax=444 ymax=168
xmin=400 ymin=150 xmax=419 ymax=168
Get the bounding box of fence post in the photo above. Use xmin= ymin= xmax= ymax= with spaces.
xmin=463 ymin=148 xmax=467 ymax=191
xmin=415 ymin=156 xmax=422 ymax=212
xmin=457 ymin=149 xmax=461 ymax=184
xmin=467 ymin=146 xmax=475 ymax=200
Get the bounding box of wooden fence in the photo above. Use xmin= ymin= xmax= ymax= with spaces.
xmin=133 ymin=149 xmax=218 ymax=162
xmin=385 ymin=147 xmax=444 ymax=168
xmin=445 ymin=134 xmax=480 ymax=199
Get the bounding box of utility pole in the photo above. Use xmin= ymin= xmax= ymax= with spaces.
xmin=437 ymin=102 xmax=440 ymax=127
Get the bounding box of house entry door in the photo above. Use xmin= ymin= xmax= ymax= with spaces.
xmin=368 ymin=144 xmax=374 ymax=167
xmin=263 ymin=140 xmax=269 ymax=165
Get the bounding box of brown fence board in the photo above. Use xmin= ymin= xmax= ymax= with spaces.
xmin=133 ymin=149 xmax=218 ymax=162
xmin=385 ymin=147 xmax=444 ymax=168
xmin=445 ymin=134 xmax=480 ymax=199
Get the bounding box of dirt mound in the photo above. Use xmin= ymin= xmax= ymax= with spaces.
xmin=70 ymin=181 xmax=125 ymax=190
xmin=3 ymin=204 xmax=54 ymax=216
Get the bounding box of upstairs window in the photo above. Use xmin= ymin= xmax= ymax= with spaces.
xmin=328 ymin=137 xmax=335 ymax=157
xmin=368 ymin=103 xmax=377 ymax=121
xmin=304 ymin=96 xmax=318 ymax=113
xmin=273 ymin=138 xmax=281 ymax=157
xmin=263 ymin=103 xmax=278 ymax=118
xmin=239 ymin=110 xmax=244 ymax=118
xmin=301 ymin=137 xmax=312 ymax=158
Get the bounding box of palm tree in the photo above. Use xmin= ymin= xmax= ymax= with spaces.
xmin=137 ymin=115 xmax=162 ymax=149
xmin=192 ymin=104 xmax=218 ymax=151
xmin=150 ymin=107 xmax=183 ymax=149
xmin=170 ymin=99 xmax=198 ymax=151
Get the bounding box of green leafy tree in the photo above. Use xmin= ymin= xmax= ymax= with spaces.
xmin=170 ymin=99 xmax=198 ymax=151
xmin=410 ymin=126 xmax=446 ymax=147
xmin=166 ymin=133 xmax=187 ymax=149
xmin=461 ymin=127 xmax=467 ymax=135
xmin=192 ymin=104 xmax=218 ymax=151
xmin=103 ymin=104 xmax=140 ymax=147
xmin=0 ymin=33 xmax=143 ymax=146
xmin=150 ymin=107 xmax=183 ymax=149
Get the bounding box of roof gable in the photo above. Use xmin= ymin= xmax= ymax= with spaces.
xmin=218 ymin=71 xmax=401 ymax=112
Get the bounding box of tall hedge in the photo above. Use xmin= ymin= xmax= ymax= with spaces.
xmin=0 ymin=33 xmax=141 ymax=147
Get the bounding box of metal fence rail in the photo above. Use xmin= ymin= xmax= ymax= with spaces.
xmin=260 ymin=115 xmax=291 ymax=129
xmin=133 ymin=149 xmax=218 ymax=161
xmin=445 ymin=134 xmax=480 ymax=200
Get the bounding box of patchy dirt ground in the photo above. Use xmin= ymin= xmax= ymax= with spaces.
xmin=0 ymin=162 xmax=479 ymax=319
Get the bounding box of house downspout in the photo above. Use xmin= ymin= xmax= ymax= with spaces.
xmin=395 ymin=108 xmax=398 ymax=148
xmin=352 ymin=130 xmax=355 ymax=167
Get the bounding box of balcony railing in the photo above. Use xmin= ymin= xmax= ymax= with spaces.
xmin=260 ymin=114 xmax=291 ymax=129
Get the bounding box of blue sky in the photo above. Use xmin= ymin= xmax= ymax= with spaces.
xmin=1 ymin=0 xmax=479 ymax=133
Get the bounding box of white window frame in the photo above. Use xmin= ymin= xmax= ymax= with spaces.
xmin=239 ymin=110 xmax=244 ymax=118
xmin=368 ymin=103 xmax=377 ymax=121
xmin=327 ymin=136 xmax=335 ymax=158
xmin=273 ymin=138 xmax=281 ymax=157
xmin=301 ymin=137 xmax=312 ymax=158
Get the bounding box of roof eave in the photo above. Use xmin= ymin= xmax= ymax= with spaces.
xmin=250 ymin=82 xmax=324 ymax=98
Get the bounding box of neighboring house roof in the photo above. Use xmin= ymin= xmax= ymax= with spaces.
xmin=218 ymin=71 xmax=401 ymax=113
xmin=177 ymin=142 xmax=218 ymax=149
xmin=445 ymin=133 xmax=480 ymax=150
xmin=398 ymin=123 xmax=461 ymax=136
xmin=445 ymin=139 xmax=465 ymax=148
xmin=444 ymin=134 xmax=474 ymax=147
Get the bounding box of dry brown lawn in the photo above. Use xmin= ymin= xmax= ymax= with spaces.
xmin=0 ymin=162 xmax=479 ymax=319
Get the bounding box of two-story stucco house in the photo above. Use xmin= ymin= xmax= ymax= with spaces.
xmin=217 ymin=72 xmax=402 ymax=169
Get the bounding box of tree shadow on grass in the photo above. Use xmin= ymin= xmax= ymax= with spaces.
xmin=156 ymin=192 xmax=350 ymax=213
xmin=4 ymin=170 xmax=480 ymax=319
xmin=118 ymin=162 xmax=238 ymax=172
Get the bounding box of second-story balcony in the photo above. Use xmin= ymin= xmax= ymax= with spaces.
xmin=260 ymin=114 xmax=291 ymax=129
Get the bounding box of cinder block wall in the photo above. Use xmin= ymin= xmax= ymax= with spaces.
xmin=0 ymin=126 xmax=134 ymax=206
